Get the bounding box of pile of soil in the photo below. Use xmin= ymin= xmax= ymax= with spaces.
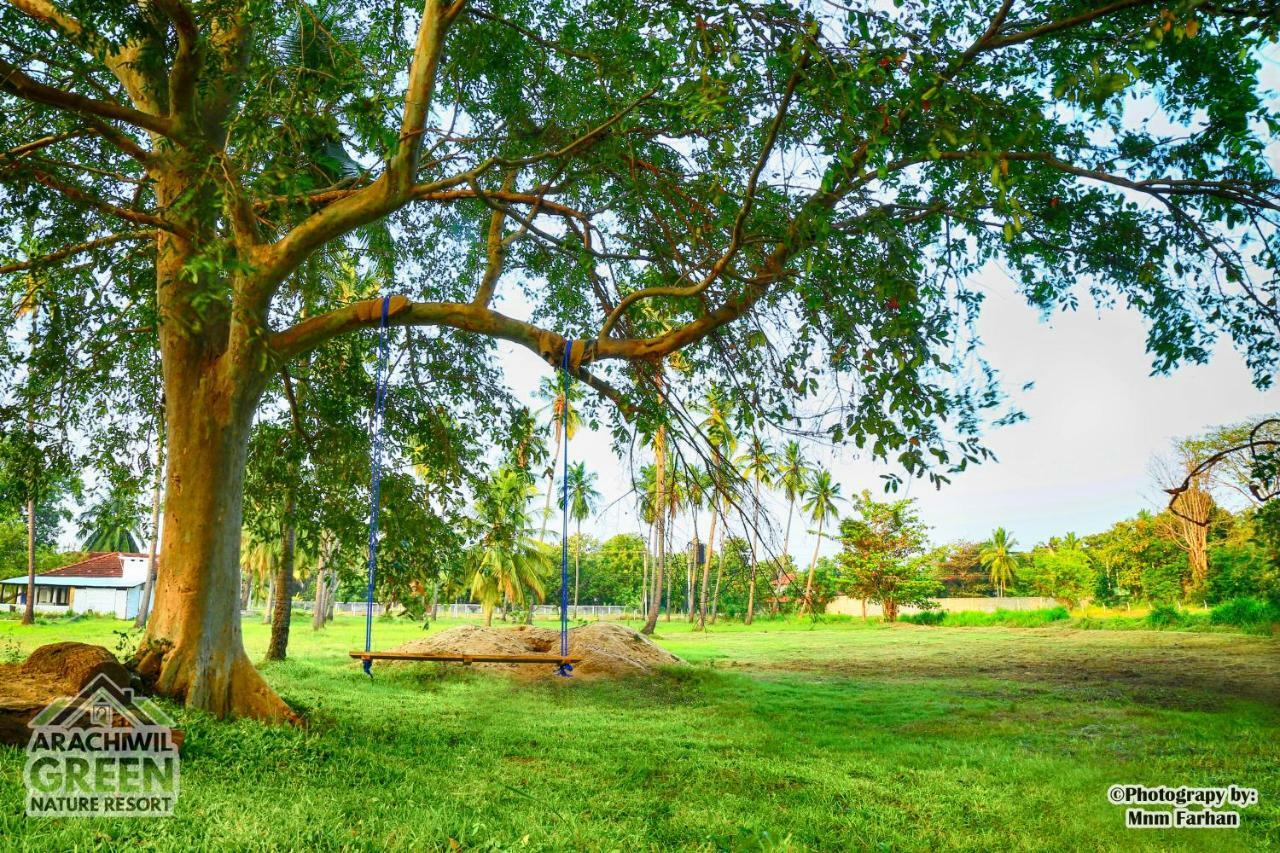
xmin=0 ymin=642 xmax=130 ymax=746
xmin=389 ymin=622 xmax=683 ymax=680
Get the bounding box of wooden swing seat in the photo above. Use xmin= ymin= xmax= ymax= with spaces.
xmin=350 ymin=651 xmax=581 ymax=666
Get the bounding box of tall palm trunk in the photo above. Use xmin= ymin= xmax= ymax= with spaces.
xmin=311 ymin=534 xmax=331 ymax=631
xmin=640 ymin=526 xmax=650 ymax=621
xmin=782 ymin=495 xmax=796 ymax=573
xmin=135 ymin=432 xmax=165 ymax=629
xmin=801 ymin=512 xmax=824 ymax=614
xmin=744 ymin=475 xmax=760 ymax=625
xmin=573 ymin=518 xmax=581 ymax=619
xmin=641 ymin=425 xmax=667 ymax=635
xmin=21 ymin=498 xmax=35 ymax=625
xmin=20 ymin=305 xmax=38 ymax=626
xmin=686 ymin=505 xmax=700 ymax=621
xmin=664 ymin=517 xmax=673 ymax=621
xmin=697 ymin=507 xmax=717 ymax=630
xmin=539 ymin=420 xmax=563 ymax=541
xmin=710 ymin=521 xmax=725 ymax=624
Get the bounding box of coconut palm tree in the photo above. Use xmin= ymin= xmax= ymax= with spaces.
xmin=775 ymin=440 xmax=811 ymax=573
xmin=560 ymin=461 xmax=600 ymax=618
xmin=697 ymin=385 xmax=737 ymax=629
xmin=81 ymin=520 xmax=141 ymax=553
xmin=469 ymin=469 xmax=551 ymax=625
xmin=736 ymin=433 xmax=775 ymax=625
xmin=800 ymin=469 xmax=842 ymax=613
xmin=535 ymin=375 xmax=583 ymax=540
xmin=980 ymin=527 xmax=1020 ymax=598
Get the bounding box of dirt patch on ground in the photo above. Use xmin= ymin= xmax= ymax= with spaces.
xmin=389 ymin=623 xmax=683 ymax=681
xmin=744 ymin=627 xmax=1280 ymax=706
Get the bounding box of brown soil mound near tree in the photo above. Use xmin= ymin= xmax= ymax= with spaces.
xmin=388 ymin=622 xmax=683 ymax=680
xmin=0 ymin=642 xmax=130 ymax=746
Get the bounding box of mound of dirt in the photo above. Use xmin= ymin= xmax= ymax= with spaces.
xmin=0 ymin=642 xmax=130 ymax=746
xmin=388 ymin=622 xmax=683 ymax=680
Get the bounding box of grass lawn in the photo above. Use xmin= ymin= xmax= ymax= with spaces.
xmin=2 ymin=612 xmax=1278 ymax=851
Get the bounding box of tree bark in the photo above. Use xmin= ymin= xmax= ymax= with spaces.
xmin=21 ymin=498 xmax=35 ymax=625
xmin=266 ymin=496 xmax=296 ymax=659
xmin=134 ymin=349 xmax=295 ymax=722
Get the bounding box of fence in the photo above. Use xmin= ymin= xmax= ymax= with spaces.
xmin=249 ymin=601 xmax=641 ymax=620
xmin=825 ymin=595 xmax=1061 ymax=618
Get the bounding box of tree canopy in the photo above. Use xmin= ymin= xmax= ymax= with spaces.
xmin=2 ymin=0 xmax=1277 ymax=718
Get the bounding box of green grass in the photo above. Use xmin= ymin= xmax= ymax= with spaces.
xmin=2 ymin=612 xmax=1278 ymax=851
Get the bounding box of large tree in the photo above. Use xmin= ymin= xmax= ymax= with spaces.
xmin=2 ymin=0 xmax=1278 ymax=720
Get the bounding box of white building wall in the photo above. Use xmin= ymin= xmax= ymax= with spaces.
xmin=72 ymin=586 xmax=120 ymax=616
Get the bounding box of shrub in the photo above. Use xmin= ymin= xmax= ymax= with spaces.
xmin=1145 ymin=604 xmax=1184 ymax=628
xmin=1209 ymin=597 xmax=1280 ymax=630
xmin=902 ymin=606 xmax=1070 ymax=627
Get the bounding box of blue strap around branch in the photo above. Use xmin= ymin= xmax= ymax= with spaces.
xmin=363 ymin=296 xmax=392 ymax=676
xmin=557 ymin=340 xmax=574 ymax=677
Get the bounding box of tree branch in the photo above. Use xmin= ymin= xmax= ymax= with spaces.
xmin=0 ymin=57 xmax=174 ymax=137
xmin=0 ymin=230 xmax=154 ymax=275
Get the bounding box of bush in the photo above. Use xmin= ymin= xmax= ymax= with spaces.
xmin=1209 ymin=597 xmax=1280 ymax=630
xmin=902 ymin=609 xmax=946 ymax=626
xmin=900 ymin=606 xmax=1070 ymax=627
xmin=1145 ymin=604 xmax=1184 ymax=628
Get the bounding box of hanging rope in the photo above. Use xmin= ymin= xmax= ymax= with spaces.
xmin=557 ymin=340 xmax=574 ymax=677
xmin=362 ymin=296 xmax=392 ymax=676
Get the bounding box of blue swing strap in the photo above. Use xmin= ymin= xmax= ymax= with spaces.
xmin=363 ymin=296 xmax=393 ymax=676
xmin=557 ymin=339 xmax=574 ymax=677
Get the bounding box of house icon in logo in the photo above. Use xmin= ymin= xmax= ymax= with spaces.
xmin=29 ymin=673 xmax=176 ymax=734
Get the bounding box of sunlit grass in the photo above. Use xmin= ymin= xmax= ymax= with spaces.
xmin=1 ymin=612 xmax=1277 ymax=850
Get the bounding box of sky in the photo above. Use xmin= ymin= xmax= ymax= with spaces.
xmin=492 ymin=266 xmax=1280 ymax=565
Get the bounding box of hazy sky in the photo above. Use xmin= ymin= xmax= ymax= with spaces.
xmin=493 ymin=266 xmax=1279 ymax=564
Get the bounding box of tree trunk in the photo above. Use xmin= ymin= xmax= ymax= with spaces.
xmin=744 ymin=475 xmax=760 ymax=625
xmin=801 ymin=514 xmax=823 ymax=614
xmin=782 ymin=497 xmax=795 ymax=577
xmin=21 ymin=498 xmax=35 ymax=625
xmin=710 ymin=530 xmax=724 ymax=625
xmin=430 ymin=580 xmax=439 ymax=620
xmin=884 ymin=598 xmax=898 ymax=623
xmin=640 ymin=524 xmax=650 ymax=620
xmin=262 ymin=578 xmax=275 ymax=623
xmin=686 ymin=511 xmax=699 ymax=621
xmin=268 ymin=491 xmax=298 ymax=655
xmin=664 ymin=520 xmax=673 ymax=622
xmin=539 ymin=422 xmax=562 ymax=541
xmin=135 ymin=438 xmax=164 ymax=629
xmin=697 ymin=508 xmax=717 ymax=630
xmin=134 ymin=352 xmax=295 ymax=722
xmin=573 ymin=519 xmax=581 ymax=619
xmin=641 ymin=426 xmax=666 ymax=635
xmin=311 ymin=538 xmax=329 ymax=631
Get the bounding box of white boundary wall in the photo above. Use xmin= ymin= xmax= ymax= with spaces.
xmin=826 ymin=595 xmax=1062 ymax=618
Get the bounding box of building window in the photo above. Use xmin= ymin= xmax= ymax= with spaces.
xmin=0 ymin=584 xmax=17 ymax=604
xmin=35 ymin=586 xmax=69 ymax=606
